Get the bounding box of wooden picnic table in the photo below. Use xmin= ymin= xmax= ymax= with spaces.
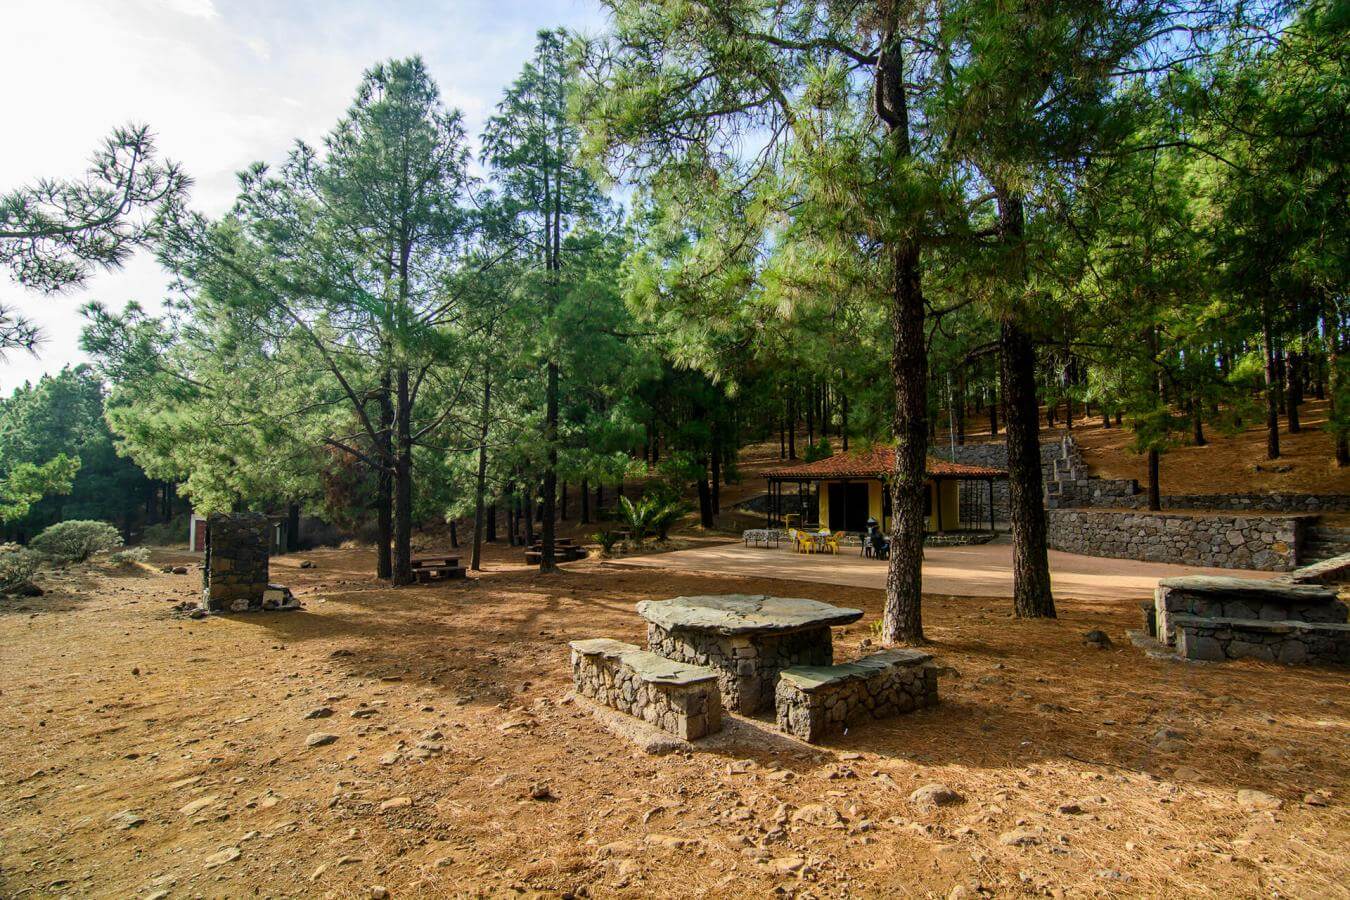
xmin=636 ymin=594 xmax=863 ymax=715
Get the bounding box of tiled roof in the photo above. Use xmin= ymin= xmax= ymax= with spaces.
xmin=763 ymin=446 xmax=1006 ymax=480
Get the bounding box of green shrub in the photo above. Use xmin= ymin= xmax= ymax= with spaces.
xmin=108 ymin=546 xmax=151 ymax=566
xmin=593 ymin=529 xmax=622 ymax=555
xmin=0 ymin=543 xmax=40 ymax=593
xmin=803 ymin=438 xmax=833 ymax=463
xmin=29 ymin=520 xmax=123 ymax=563
xmin=140 ymin=513 xmax=191 ymax=547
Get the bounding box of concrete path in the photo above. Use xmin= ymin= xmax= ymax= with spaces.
xmin=610 ymin=536 xmax=1278 ymax=602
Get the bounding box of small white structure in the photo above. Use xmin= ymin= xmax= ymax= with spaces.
xmin=189 ymin=513 xmax=207 ymax=552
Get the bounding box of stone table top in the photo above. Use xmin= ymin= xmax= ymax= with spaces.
xmin=635 ymin=594 xmax=863 ymax=636
xmin=570 ymin=638 xmax=719 ymax=685
xmin=1158 ymin=575 xmax=1338 ymax=603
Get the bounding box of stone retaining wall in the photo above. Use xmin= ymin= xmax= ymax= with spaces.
xmin=1173 ymin=615 xmax=1350 ymax=665
xmin=1047 ymin=508 xmax=1310 ymax=571
xmin=647 ymin=623 xmax=832 ymax=715
xmin=775 ymin=649 xmax=939 ymax=743
xmin=570 ymin=639 xmax=723 ymax=740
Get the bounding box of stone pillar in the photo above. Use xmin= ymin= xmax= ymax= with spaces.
xmin=202 ymin=513 xmax=271 ymax=613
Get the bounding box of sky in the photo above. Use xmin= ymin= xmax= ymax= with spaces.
xmin=0 ymin=0 xmax=608 ymax=393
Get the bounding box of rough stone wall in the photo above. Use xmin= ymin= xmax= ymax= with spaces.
xmin=1157 ymin=493 xmax=1350 ymax=513
xmin=1174 ymin=616 xmax=1350 ymax=665
xmin=647 ymin=624 xmax=832 ymax=715
xmin=570 ymin=645 xmax=723 ymax=740
xmin=1154 ymin=580 xmax=1345 ymax=645
xmin=202 ymin=513 xmax=271 ymax=612
xmin=775 ymin=659 xmax=939 ymax=743
xmin=1047 ymin=508 xmax=1309 ymax=571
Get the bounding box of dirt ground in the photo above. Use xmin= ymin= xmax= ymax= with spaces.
xmin=2 ymin=543 xmax=1347 ymax=899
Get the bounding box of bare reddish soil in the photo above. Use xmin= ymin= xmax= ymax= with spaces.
xmin=2 ymin=543 xmax=1346 ymax=898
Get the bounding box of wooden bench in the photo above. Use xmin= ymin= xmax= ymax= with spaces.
xmin=569 ymin=639 xmax=723 ymax=740
xmin=411 ymin=556 xmax=465 ymax=582
xmin=775 ymin=649 xmax=939 ymax=743
xmin=1172 ymin=614 xmax=1350 ymax=665
xmin=524 ymin=544 xmax=588 ymax=564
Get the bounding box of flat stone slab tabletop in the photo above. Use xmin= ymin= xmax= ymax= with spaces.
xmin=1157 ymin=575 xmax=1338 ymax=603
xmin=778 ymin=648 xmax=932 ymax=692
xmin=636 ymin=594 xmax=863 ymax=635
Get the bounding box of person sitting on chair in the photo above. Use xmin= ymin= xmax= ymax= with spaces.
xmin=865 ymin=517 xmax=889 ymax=560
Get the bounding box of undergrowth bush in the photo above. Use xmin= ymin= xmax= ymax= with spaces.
xmin=0 ymin=543 xmax=40 ymax=593
xmin=139 ymin=513 xmax=190 ymax=547
xmin=108 ymin=546 xmax=151 ymax=566
xmin=29 ymin=520 xmax=123 ymax=563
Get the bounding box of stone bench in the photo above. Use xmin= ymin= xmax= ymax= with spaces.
xmin=1154 ymin=576 xmax=1344 ymax=646
xmin=569 ymin=639 xmax=723 ymax=740
xmin=775 ymin=649 xmax=938 ymax=743
xmin=1172 ymin=614 xmax=1350 ymax=665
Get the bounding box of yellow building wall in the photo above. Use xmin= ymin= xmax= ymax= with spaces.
xmin=814 ymin=478 xmax=961 ymax=532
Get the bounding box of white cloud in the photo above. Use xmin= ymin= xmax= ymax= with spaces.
xmin=0 ymin=0 xmax=607 ymax=394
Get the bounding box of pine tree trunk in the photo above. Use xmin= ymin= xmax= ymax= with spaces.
xmin=697 ymin=459 xmax=714 ymax=528
xmin=524 ymin=490 xmax=535 ymax=547
xmin=989 ymin=384 xmax=998 ymax=436
xmin=1147 ymin=449 xmax=1162 ymax=511
xmin=788 ymin=395 xmax=797 ymax=458
xmin=561 ymin=481 xmax=568 ymax=520
xmin=471 ymin=373 xmax=491 ymax=571
xmin=580 ymin=478 xmax=590 ymax=524
xmin=376 ymin=374 xmax=393 ymax=580
xmin=1262 ymin=309 xmax=1281 ymax=459
xmin=875 ymin=29 xmax=926 ymax=646
xmin=841 ymin=394 xmax=849 ymax=451
xmin=1326 ymin=305 xmax=1348 ymax=466
xmin=1286 ymin=351 xmax=1301 ymax=433
xmin=392 ymin=367 xmax=414 ymax=586
xmin=486 ymin=504 xmax=497 ymax=542
xmin=996 ymin=190 xmax=1055 ymax=620
xmin=710 ymin=443 xmax=721 ymax=516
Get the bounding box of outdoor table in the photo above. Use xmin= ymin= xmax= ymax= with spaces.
xmin=636 ymin=594 xmax=863 ymax=715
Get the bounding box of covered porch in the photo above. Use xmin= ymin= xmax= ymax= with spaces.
xmin=762 ymin=447 xmax=1006 ymax=534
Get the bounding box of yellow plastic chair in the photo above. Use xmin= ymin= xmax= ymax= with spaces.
xmin=824 ymin=531 xmax=845 ymax=554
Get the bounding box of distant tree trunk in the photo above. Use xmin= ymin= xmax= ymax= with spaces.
xmin=1147 ymin=449 xmax=1161 ymax=511
xmin=471 ymin=373 xmax=491 ymax=571
xmin=997 ymin=189 xmax=1055 ymax=620
xmin=955 ymin=374 xmax=966 ymax=445
xmin=506 ymin=485 xmax=518 ymax=546
xmin=710 ymin=444 xmax=721 ymax=516
xmin=779 ymin=416 xmax=786 ymax=459
xmin=580 ymin=478 xmax=591 ymax=524
xmin=841 ymin=394 xmax=850 ymax=451
xmin=788 ymin=395 xmax=797 ymax=458
xmin=988 ymin=384 xmax=998 ymax=437
xmin=1274 ymin=345 xmax=1287 ymax=414
xmin=806 ymin=386 xmax=815 ymax=446
xmin=1192 ymin=394 xmax=1206 ymax=447
xmin=524 ymin=490 xmax=535 ymax=547
xmin=376 ymin=375 xmax=393 ymax=580
xmin=560 ymin=481 xmax=568 ymax=520
xmin=1102 ymin=408 xmax=1111 ymax=429
xmin=449 ymin=520 xmax=459 ymax=549
xmin=486 ymin=504 xmax=497 ymax=543
xmin=595 ymin=483 xmax=604 ymax=520
xmin=286 ymin=503 xmax=300 ymax=553
xmin=392 ymin=367 xmax=414 ymax=586
xmin=1326 ymin=305 xmax=1348 ymax=467
xmin=696 ymin=459 xmax=714 ymax=528
xmin=1262 ymin=309 xmax=1281 ymax=459
xmin=1286 ymin=351 xmax=1301 ymax=433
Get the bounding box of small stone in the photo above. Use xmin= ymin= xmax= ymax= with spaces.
xmin=108 ymin=809 xmax=145 ymax=830
xmin=378 ymin=752 xmax=401 ymax=766
xmin=768 ymin=856 xmax=806 ymax=875
xmin=909 ymin=783 xmax=964 ymax=809
xmin=1303 ymin=793 xmax=1329 ymax=807
xmin=1082 ymin=630 xmax=1111 ymax=648
xmin=180 ymin=794 xmax=219 ymax=817
xmin=172 ymin=566 xmax=189 ymax=575
xmin=300 ymin=561 xmax=315 ymax=569
xmin=379 ymin=797 xmax=412 ymax=811
xmin=999 ymin=829 xmax=1042 ymax=847
xmin=305 ymin=707 xmax=334 ymax=720
xmin=1236 ymin=789 xmax=1282 ymax=811
xmin=791 ymin=803 xmax=843 ymax=826
xmin=306 ymin=732 xmax=338 ymax=747
xmin=644 ymin=834 xmax=689 ymax=850
xmin=351 ymin=708 xmax=377 ymax=718
xmin=1056 ymin=803 xmax=1083 ymax=815
xmin=370 ymin=887 xmax=389 ymax=899
xmin=203 ymin=846 xmax=241 ymax=869
xmin=529 ymin=782 xmax=556 ymax=801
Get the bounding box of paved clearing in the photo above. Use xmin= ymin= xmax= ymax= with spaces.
xmin=0 ymin=545 xmax=1345 ymax=898
xmin=612 ymin=537 xmax=1279 ymax=602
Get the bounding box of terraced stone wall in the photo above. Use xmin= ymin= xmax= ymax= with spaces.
xmin=1047 ymin=508 xmax=1310 ymax=571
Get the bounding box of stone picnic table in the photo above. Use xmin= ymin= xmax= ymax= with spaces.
xmin=636 ymin=593 xmax=863 ymax=715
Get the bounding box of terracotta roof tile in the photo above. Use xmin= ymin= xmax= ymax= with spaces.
xmin=763 ymin=447 xmax=1005 ymax=480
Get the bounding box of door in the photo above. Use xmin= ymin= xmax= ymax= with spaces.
xmin=827 ymin=482 xmax=871 ymax=533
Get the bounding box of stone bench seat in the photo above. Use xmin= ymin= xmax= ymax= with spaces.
xmin=1155 ymin=576 xmax=1344 ymax=646
xmin=775 ymin=649 xmax=939 ymax=743
xmin=569 ymin=639 xmax=723 ymax=740
xmin=1172 ymin=614 xmax=1350 ymax=665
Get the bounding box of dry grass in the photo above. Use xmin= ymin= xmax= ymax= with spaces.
xmin=1 ymin=543 xmax=1346 ymax=898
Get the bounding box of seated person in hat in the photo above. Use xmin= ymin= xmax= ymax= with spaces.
xmin=865 ymin=517 xmax=890 ymax=560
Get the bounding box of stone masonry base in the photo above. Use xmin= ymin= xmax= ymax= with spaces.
xmin=775 ymin=649 xmax=938 ymax=743
xmin=570 ymin=639 xmax=723 ymax=740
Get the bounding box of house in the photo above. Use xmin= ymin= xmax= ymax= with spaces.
xmin=762 ymin=446 xmax=1006 ymax=533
